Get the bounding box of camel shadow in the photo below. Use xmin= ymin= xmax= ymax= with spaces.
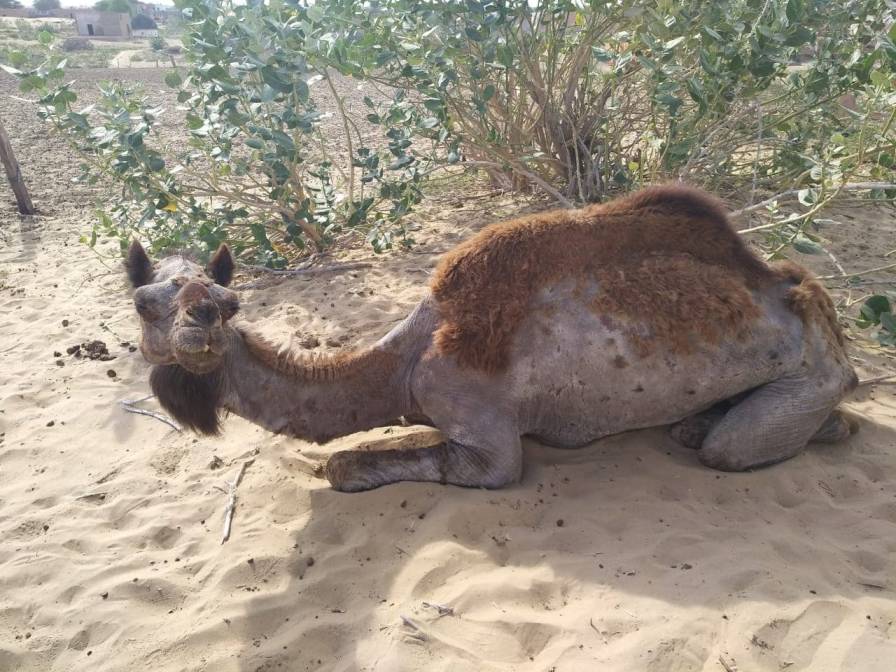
xmin=228 ymin=402 xmax=896 ymax=671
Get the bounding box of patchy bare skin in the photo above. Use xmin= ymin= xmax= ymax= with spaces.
xmin=125 ymin=192 xmax=857 ymax=493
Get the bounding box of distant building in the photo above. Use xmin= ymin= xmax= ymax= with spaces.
xmin=0 ymin=9 xmax=32 ymax=18
xmin=73 ymin=10 xmax=131 ymax=38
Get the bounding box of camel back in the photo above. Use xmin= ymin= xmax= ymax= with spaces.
xmin=430 ymin=185 xmax=840 ymax=372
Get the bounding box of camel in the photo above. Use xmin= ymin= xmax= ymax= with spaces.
xmin=125 ymin=186 xmax=858 ymax=492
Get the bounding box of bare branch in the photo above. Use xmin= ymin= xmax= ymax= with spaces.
xmin=819 ymin=262 xmax=896 ymax=281
xmin=120 ymin=395 xmax=181 ymax=432
xmin=221 ymin=459 xmax=254 ymax=544
xmin=732 ymin=182 xmax=896 ymax=224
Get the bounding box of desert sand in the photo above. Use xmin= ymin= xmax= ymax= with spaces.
xmin=1 ymin=68 xmax=895 ymax=672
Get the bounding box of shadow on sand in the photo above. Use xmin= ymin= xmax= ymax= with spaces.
xmin=226 ymin=399 xmax=896 ymax=672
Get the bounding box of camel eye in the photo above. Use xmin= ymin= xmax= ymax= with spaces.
xmin=186 ymin=307 xmax=196 ymax=318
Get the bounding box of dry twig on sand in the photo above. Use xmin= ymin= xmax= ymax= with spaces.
xmin=221 ymin=459 xmax=254 ymax=544
xmin=857 ymin=373 xmax=896 ymax=386
xmin=120 ymin=394 xmax=181 ymax=432
xmin=421 ymin=601 xmax=454 ymax=617
xmin=718 ymin=655 xmax=738 ymax=672
xmin=400 ymin=615 xmax=427 ymax=641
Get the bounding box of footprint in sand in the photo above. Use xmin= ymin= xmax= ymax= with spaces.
xmin=750 ymin=601 xmax=849 ymax=670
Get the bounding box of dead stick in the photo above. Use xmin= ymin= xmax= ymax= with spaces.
xmin=120 ymin=395 xmax=181 ymax=432
xmin=399 ymin=615 xmax=426 ymax=640
xmin=421 ymin=601 xmax=454 ymax=616
xmin=221 ymin=459 xmax=253 ymax=544
xmin=819 ymin=261 xmax=896 ymax=280
xmin=0 ymin=114 xmax=35 ymax=215
xmin=718 ymin=656 xmax=737 ymax=672
xmin=857 ymin=373 xmax=896 ymax=386
xmin=731 ymin=182 xmax=896 ymax=219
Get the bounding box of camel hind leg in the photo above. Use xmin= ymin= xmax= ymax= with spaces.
xmin=697 ymin=371 xmax=853 ymax=472
xmin=670 ymin=403 xmax=854 ymax=450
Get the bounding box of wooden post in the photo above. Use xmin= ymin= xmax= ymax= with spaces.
xmin=0 ymin=115 xmax=35 ymax=215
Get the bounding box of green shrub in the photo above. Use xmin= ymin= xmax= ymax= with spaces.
xmin=2 ymin=2 xmax=447 ymax=265
xmin=3 ymin=0 xmax=895 ymax=269
xmin=352 ymin=0 xmax=895 ymax=205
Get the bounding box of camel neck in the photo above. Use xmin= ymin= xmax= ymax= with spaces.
xmin=220 ymin=327 xmax=413 ymax=443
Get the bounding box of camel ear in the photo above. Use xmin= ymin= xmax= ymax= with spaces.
xmin=208 ymin=244 xmax=235 ymax=287
xmin=126 ymin=239 xmax=154 ymax=288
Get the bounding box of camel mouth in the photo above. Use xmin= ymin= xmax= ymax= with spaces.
xmin=172 ymin=324 xmax=228 ymax=374
xmin=175 ymin=349 xmax=224 ymax=374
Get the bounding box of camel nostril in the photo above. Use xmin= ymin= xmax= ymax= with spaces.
xmin=183 ymin=300 xmax=219 ymax=327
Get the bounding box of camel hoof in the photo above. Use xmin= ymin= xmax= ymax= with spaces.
xmin=325 ymin=451 xmax=375 ymax=492
xmin=810 ymin=410 xmax=859 ymax=444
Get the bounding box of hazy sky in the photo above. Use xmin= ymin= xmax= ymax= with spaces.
xmin=21 ymin=1 xmax=176 ymax=6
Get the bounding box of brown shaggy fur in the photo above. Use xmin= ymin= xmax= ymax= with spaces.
xmin=150 ymin=364 xmax=223 ymax=435
xmin=238 ymin=327 xmax=401 ymax=384
xmin=772 ymin=261 xmax=848 ymax=355
xmin=431 ymin=185 xmax=778 ymax=371
xmin=590 ymin=254 xmax=764 ymax=357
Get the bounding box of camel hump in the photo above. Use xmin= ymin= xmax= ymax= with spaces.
xmin=430 ymin=185 xmax=774 ymax=372
xmin=773 ymin=261 xmax=848 ymax=351
xmin=597 ymin=183 xmax=732 ymax=222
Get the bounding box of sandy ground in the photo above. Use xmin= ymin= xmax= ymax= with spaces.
xmin=1 ymin=69 xmax=896 ymax=672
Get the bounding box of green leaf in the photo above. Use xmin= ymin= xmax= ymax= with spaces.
xmin=245 ymin=138 xmax=264 ymax=149
xmin=295 ymin=78 xmax=309 ymax=103
xmin=261 ymin=66 xmax=293 ymax=92
xmin=860 ymin=295 xmax=891 ymax=324
xmin=797 ymin=188 xmax=817 ymax=206
xmin=270 ymin=130 xmax=295 ymax=151
xmin=880 ymin=311 xmax=896 ymax=334
xmin=38 ymin=30 xmax=54 ymax=45
xmin=388 ymin=154 xmax=414 ymax=170
xmin=164 ymin=71 xmax=183 ymax=89
xmin=791 ymin=235 xmax=823 ymax=255
xmin=664 ymin=37 xmax=685 ymax=50
xmin=870 ymin=70 xmax=890 ymax=88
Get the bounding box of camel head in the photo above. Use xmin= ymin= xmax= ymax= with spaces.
xmin=126 ymin=240 xmax=239 ymax=374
